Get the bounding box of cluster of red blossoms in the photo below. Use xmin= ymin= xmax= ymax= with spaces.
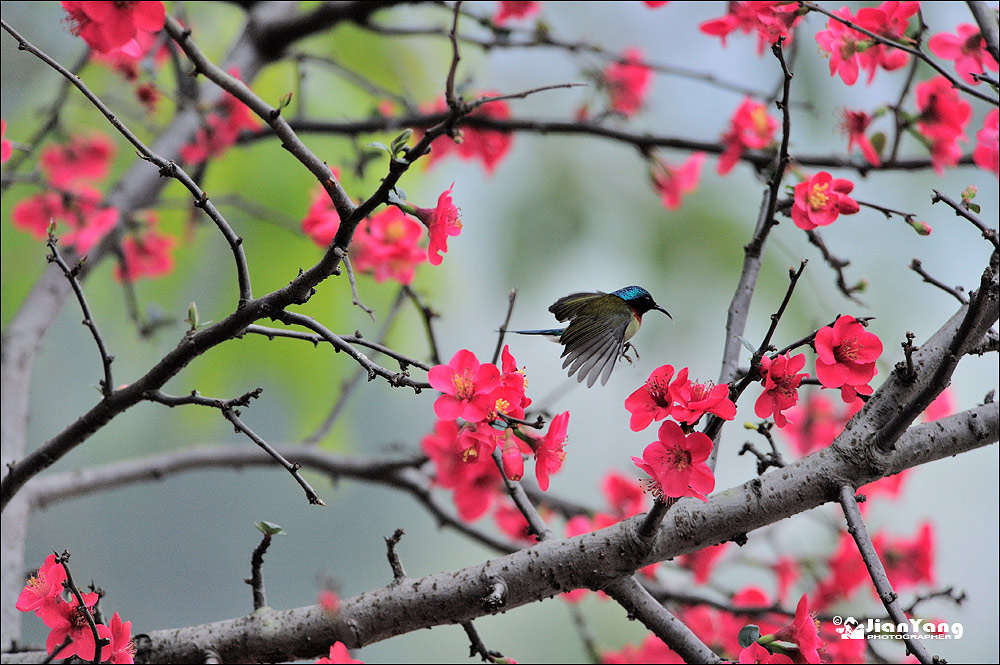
xmin=61 ymin=0 xmax=165 ymax=57
xmin=301 ymin=183 xmax=462 ymax=283
xmin=422 ymin=348 xmax=569 ymax=522
xmin=16 ymin=554 xmax=134 ymax=663
xmin=10 ymin=131 xmax=176 ymax=282
xmin=624 ymin=365 xmax=737 ymax=502
xmin=756 ymin=315 xmax=883 ymax=429
xmin=608 ymin=382 xmax=954 ymax=663
xmin=180 ymin=67 xmax=260 ymax=164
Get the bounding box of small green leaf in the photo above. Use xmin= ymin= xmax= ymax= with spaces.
xmin=390 ymin=128 xmax=413 ymax=155
xmin=738 ymin=624 xmax=761 ymax=648
xmin=367 ymin=141 xmax=391 ymax=154
xmin=254 ymin=521 xmax=286 ymax=536
xmin=869 ymin=131 xmax=886 ymax=157
xmin=736 ymin=335 xmax=757 ymax=355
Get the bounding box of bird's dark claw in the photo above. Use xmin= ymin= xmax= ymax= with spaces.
xmin=622 ymin=341 xmax=640 ymax=364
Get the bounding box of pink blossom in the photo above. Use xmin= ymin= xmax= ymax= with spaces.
xmin=791 ymin=171 xmax=860 ymax=231
xmin=631 ymin=420 xmax=715 ymax=501
xmin=651 ymin=152 xmax=705 ymax=210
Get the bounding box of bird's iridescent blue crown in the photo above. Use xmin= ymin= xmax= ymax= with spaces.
xmin=610 ymin=285 xmax=652 ymax=302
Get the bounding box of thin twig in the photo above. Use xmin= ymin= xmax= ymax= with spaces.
xmin=909 ymin=259 xmax=969 ymax=304
xmin=56 ymin=552 xmax=107 ymax=665
xmin=491 ymin=288 xmax=518 ymax=365
xmin=303 ymin=287 xmax=409 ymax=446
xmin=490 ymin=447 xmax=553 ymax=541
xmin=385 ymin=528 xmax=407 ymax=581
xmin=838 ymin=486 xmax=933 ymax=663
xmin=46 ymin=236 xmax=115 ymax=396
xmin=247 ymin=531 xmax=272 ymax=610
xmin=804 ymin=229 xmax=865 ymax=303
xmin=341 ymin=253 xmax=375 ymax=321
xmin=931 ymin=189 xmax=999 ymax=250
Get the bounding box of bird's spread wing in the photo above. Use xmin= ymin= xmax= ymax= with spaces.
xmin=559 ymin=308 xmax=631 ymax=387
xmin=548 ymin=292 xmax=605 ymax=322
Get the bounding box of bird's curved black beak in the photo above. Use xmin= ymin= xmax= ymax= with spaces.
xmin=654 ymin=304 xmax=673 ymax=321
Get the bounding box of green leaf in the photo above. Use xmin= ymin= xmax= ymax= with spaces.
xmin=254 ymin=521 xmax=286 ymax=536
xmin=736 ymin=335 xmax=757 ymax=355
xmin=390 ymin=128 xmax=413 ymax=155
xmin=738 ymin=624 xmax=761 ymax=648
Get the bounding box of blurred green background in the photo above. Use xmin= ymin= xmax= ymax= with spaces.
xmin=2 ymin=2 xmax=997 ymax=662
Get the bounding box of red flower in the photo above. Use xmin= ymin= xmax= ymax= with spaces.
xmin=602 ymin=633 xmax=682 ymax=664
xmin=493 ymin=1 xmax=540 ymax=24
xmin=533 ymin=411 xmax=569 ymax=491
xmin=180 ymin=68 xmax=259 ymax=164
xmin=857 ymin=468 xmax=911 ymax=507
xmin=651 ymin=152 xmax=705 ymax=210
xmin=974 ymin=109 xmax=999 ymax=176
xmin=108 ymin=611 xmax=136 ymax=664
xmin=739 ymin=643 xmax=793 ymax=664
xmin=791 ymin=171 xmax=860 ymax=231
xmin=601 ymin=470 xmax=647 ymax=518
xmin=427 ymin=94 xmax=514 ymax=174
xmin=678 ymin=542 xmax=728 ymax=585
xmin=780 ymin=391 xmax=860 ymax=456
xmin=115 ymin=219 xmax=176 ymax=283
xmin=1 ymin=119 xmax=11 ymax=164
xmin=499 ymin=428 xmax=524 ymax=481
xmin=814 ymin=315 xmax=883 ymax=403
xmin=301 ymin=186 xmax=342 ymax=247
xmin=811 ymin=531 xmax=868 ymax=610
xmin=39 ymin=591 xmax=113 ymax=661
xmin=351 ymin=208 xmax=427 ymax=285
xmin=59 ymin=191 xmax=120 ymax=254
xmin=13 ymin=187 xmax=119 ymax=254
xmin=755 ymin=353 xmax=808 ymax=428
xmin=840 ymin=109 xmax=881 ymax=166
xmin=854 ymin=2 xmax=919 ymax=81
xmin=922 ymin=386 xmax=955 ymax=422
xmin=497 ymin=345 xmax=531 ymax=413
xmin=915 ymin=76 xmax=972 ymax=174
xmin=315 ymin=642 xmax=363 ymax=664
xmin=62 ymin=1 xmax=165 ymax=55
xmin=772 ymin=594 xmax=822 ymax=664
xmin=772 ymin=556 xmax=798 ymax=603
xmin=15 ymin=554 xmax=67 ymax=616
xmin=873 ymin=522 xmax=935 ymax=589
xmin=718 ymin=98 xmax=778 ymax=175
xmin=413 ymin=183 xmax=462 ymax=266
xmin=428 ymin=350 xmax=501 ymax=422
xmin=604 ymin=48 xmax=652 ymax=117
xmin=631 ymin=420 xmax=715 ymax=501
xmin=421 ymin=419 xmax=502 ymax=521
xmin=669 ymin=371 xmax=736 ymax=425
xmin=12 ymin=192 xmax=66 ymax=240
xmin=699 ymin=2 xmax=803 ymax=55
xmin=493 ymin=503 xmax=536 ymax=543
xmin=928 ymin=24 xmax=999 ymax=85
xmin=815 ymin=6 xmax=866 ymax=85
xmin=625 ymin=364 xmax=679 ymax=431
xmin=40 ymin=134 xmax=115 ymax=188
